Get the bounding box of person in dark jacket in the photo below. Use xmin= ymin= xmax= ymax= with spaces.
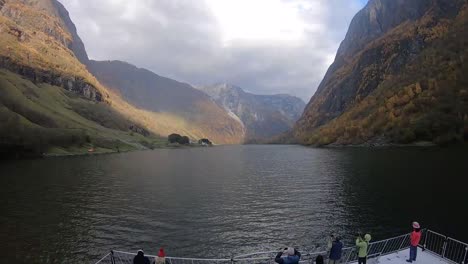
xmin=274 ymin=247 xmax=301 ymax=264
xmin=328 ymin=236 xmax=343 ymax=264
xmin=133 ymin=250 xmax=150 ymax=264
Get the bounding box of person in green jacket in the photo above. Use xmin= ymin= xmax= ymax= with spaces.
xmin=356 ymin=233 xmax=372 ymax=264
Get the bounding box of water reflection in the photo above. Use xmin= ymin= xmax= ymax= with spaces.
xmin=0 ymin=145 xmax=467 ymax=263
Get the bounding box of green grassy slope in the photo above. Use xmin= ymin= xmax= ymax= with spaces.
xmin=0 ymin=69 xmax=165 ymax=157
xmin=0 ymin=0 xmax=249 ymax=154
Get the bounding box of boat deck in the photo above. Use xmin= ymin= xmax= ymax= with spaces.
xmin=95 ymin=229 xmax=468 ymax=264
xmin=355 ymin=249 xmax=450 ymax=264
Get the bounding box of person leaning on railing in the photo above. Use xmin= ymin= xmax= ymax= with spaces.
xmin=355 ymin=233 xmax=372 ymax=264
xmin=274 ymin=247 xmax=301 ymax=264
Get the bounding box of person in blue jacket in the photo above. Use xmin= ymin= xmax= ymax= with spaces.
xmin=328 ymin=235 xmax=344 ymax=264
xmin=275 ymin=247 xmax=301 ymax=264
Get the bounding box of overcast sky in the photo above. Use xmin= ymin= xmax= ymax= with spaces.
xmin=61 ymin=0 xmax=367 ymax=101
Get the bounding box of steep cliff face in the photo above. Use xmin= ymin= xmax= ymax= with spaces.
xmin=0 ymin=0 xmax=103 ymax=99
xmin=51 ymin=0 xmax=89 ymax=64
xmin=88 ymin=61 xmax=245 ymax=144
xmin=201 ymin=83 xmax=305 ymax=141
xmin=294 ymin=0 xmax=468 ymax=145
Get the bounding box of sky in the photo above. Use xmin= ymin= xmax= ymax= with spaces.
xmin=61 ymin=0 xmax=367 ymax=101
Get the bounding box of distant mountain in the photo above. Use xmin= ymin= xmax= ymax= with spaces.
xmin=87 ymin=61 xmax=245 ymax=144
xmin=200 ymin=83 xmax=305 ymax=141
xmin=293 ymin=0 xmax=468 ymax=146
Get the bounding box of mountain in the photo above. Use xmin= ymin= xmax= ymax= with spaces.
xmin=200 ymin=83 xmax=305 ymax=141
xmin=0 ymin=0 xmax=243 ymax=156
xmin=293 ymin=0 xmax=468 ymax=146
xmin=87 ymin=61 xmax=245 ymax=144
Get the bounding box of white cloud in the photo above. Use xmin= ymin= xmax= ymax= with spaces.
xmin=60 ymin=0 xmax=365 ymax=100
xmin=206 ymin=0 xmax=308 ymax=45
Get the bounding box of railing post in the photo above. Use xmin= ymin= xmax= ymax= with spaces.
xmin=462 ymin=245 xmax=468 ymax=264
xmin=423 ymin=230 xmax=429 ymax=251
xmin=110 ymin=250 xmax=115 ymax=264
xmin=345 ymin=248 xmax=353 ymax=263
xmin=442 ymin=237 xmax=448 ymax=259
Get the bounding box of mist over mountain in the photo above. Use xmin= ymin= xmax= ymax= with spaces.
xmin=200 ymin=83 xmax=305 ymax=141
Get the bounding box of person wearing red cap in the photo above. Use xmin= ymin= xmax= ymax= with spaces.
xmin=155 ymin=247 xmax=166 ymax=264
xmin=407 ymin=221 xmax=422 ymax=263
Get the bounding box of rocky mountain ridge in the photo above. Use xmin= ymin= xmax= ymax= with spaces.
xmin=200 ymin=83 xmax=305 ymax=141
xmin=87 ymin=60 xmax=245 ymax=144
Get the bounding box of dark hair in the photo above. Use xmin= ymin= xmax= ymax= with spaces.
xmin=315 ymin=255 xmax=324 ymax=264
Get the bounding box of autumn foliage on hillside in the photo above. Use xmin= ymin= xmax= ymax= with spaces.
xmin=294 ymin=0 xmax=468 ymax=146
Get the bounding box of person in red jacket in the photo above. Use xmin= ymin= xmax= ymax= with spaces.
xmin=407 ymin=222 xmax=422 ymax=263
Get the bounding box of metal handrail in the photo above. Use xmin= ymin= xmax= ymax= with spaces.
xmin=94 ymin=229 xmax=468 ymax=264
xmin=112 ymin=250 xmax=233 ymax=262
xmin=94 ymin=252 xmax=111 ymax=264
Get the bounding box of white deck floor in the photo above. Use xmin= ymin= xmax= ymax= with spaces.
xmin=351 ymin=249 xmax=450 ymax=264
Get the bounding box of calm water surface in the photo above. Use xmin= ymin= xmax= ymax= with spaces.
xmin=1 ymin=145 xmax=467 ymax=263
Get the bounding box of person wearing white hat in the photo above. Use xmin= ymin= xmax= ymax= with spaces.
xmin=407 ymin=221 xmax=422 ymax=263
xmin=274 ymin=247 xmax=301 ymax=264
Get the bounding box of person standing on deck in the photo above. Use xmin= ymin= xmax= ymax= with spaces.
xmin=133 ymin=250 xmax=150 ymax=264
xmin=155 ymin=247 xmax=166 ymax=264
xmin=407 ymin=222 xmax=422 ymax=263
xmin=356 ymin=233 xmax=371 ymax=264
xmin=327 ymin=234 xmax=343 ymax=264
xmin=274 ymin=247 xmax=301 ymax=264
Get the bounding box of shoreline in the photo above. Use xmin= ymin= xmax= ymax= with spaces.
xmin=3 ymin=141 xmax=466 ymax=160
xmin=324 ymin=140 xmax=437 ymax=148
xmin=43 ymin=144 xmax=212 ymax=158
xmin=0 ymin=143 xmax=214 ymax=160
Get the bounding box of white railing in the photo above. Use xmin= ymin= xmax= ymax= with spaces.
xmin=95 ymin=229 xmax=468 ymax=264
xmin=423 ymin=230 xmax=468 ymax=264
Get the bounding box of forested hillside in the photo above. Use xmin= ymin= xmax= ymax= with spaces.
xmin=293 ymin=0 xmax=468 ymax=146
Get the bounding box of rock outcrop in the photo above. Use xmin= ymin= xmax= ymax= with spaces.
xmin=0 ymin=56 xmax=102 ymax=101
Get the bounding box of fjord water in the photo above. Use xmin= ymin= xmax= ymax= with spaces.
xmin=1 ymin=145 xmax=467 ymax=263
